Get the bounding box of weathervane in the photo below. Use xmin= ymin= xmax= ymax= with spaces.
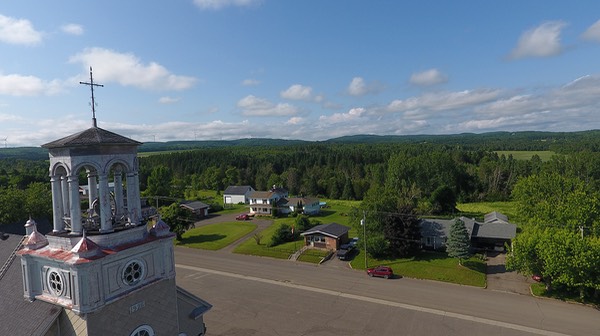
xmin=79 ymin=67 xmax=104 ymax=127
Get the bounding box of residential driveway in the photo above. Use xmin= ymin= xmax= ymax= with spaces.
xmin=486 ymin=251 xmax=531 ymax=295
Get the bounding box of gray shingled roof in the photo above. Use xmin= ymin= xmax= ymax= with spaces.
xmin=484 ymin=211 xmax=509 ymax=224
xmin=283 ymin=197 xmax=319 ymax=206
xmin=475 ymin=222 xmax=517 ymax=240
xmin=420 ymin=217 xmax=476 ymax=239
xmin=301 ymin=223 xmax=349 ymax=238
xmin=224 ymin=186 xmax=253 ymax=195
xmin=181 ymin=201 xmax=210 ymax=210
xmin=0 ymin=234 xmax=61 ymax=336
xmin=421 ymin=213 xmax=516 ymax=241
xmin=42 ymin=126 xmax=142 ymax=149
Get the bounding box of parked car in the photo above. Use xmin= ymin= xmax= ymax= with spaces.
xmin=366 ymin=266 xmax=394 ymax=279
xmin=532 ymin=274 xmax=542 ymax=282
xmin=337 ymin=244 xmax=355 ymax=260
xmin=236 ymin=213 xmax=250 ymax=221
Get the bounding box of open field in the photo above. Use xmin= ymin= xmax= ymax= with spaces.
xmin=494 ymin=150 xmax=555 ymax=161
xmin=457 ymin=201 xmax=519 ymax=223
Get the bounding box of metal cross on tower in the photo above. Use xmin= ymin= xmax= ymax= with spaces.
xmin=79 ymin=67 xmax=104 ymax=127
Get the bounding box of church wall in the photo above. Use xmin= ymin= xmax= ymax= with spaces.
xmin=86 ymin=278 xmax=179 ymax=336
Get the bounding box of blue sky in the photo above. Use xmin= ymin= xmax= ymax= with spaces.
xmin=2 ymin=1 xmax=600 ymax=147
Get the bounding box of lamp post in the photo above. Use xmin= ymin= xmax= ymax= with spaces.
xmin=361 ymin=211 xmax=368 ymax=269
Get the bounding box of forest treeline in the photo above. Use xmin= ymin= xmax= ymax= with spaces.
xmin=138 ymin=141 xmax=600 ymax=206
xmin=4 ymin=130 xmax=600 ymax=225
xmin=3 ymin=129 xmax=600 ymax=160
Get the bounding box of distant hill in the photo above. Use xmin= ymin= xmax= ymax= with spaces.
xmin=2 ymin=130 xmax=600 ymax=160
xmin=0 ymin=147 xmax=48 ymax=160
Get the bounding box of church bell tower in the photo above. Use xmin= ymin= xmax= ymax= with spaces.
xmin=16 ymin=68 xmax=205 ymax=336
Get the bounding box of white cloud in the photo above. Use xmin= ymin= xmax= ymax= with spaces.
xmin=0 ymin=73 xmax=64 ymax=96
xmin=280 ymin=84 xmax=313 ymax=101
xmin=61 ymin=23 xmax=84 ymax=36
xmin=582 ymin=20 xmax=600 ymax=42
xmin=242 ymin=78 xmax=260 ymax=86
xmin=319 ymin=107 xmax=366 ymax=124
xmin=193 ymin=0 xmax=262 ymax=10
xmin=0 ymin=14 xmax=43 ymax=45
xmin=347 ymin=77 xmax=367 ymax=96
xmin=285 ymin=117 xmax=305 ymax=125
xmin=510 ymin=21 xmax=566 ymax=59
xmin=69 ymin=47 xmax=197 ymax=91
xmin=347 ymin=77 xmax=382 ymax=96
xmin=386 ymin=89 xmax=502 ymax=114
xmin=158 ymin=96 xmax=180 ymax=104
xmin=237 ymin=95 xmax=298 ymax=116
xmin=409 ymin=69 xmax=448 ymax=86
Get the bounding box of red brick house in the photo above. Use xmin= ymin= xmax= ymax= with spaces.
xmin=300 ymin=223 xmax=350 ymax=250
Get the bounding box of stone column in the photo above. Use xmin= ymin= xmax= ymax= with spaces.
xmin=68 ymin=175 xmax=82 ymax=234
xmin=126 ymin=172 xmax=139 ymax=225
xmin=132 ymin=172 xmax=142 ymax=224
xmin=113 ymin=171 xmax=124 ymax=218
xmin=61 ymin=175 xmax=70 ymax=217
xmin=98 ymin=173 xmax=113 ymax=233
xmin=87 ymin=171 xmax=98 ymax=209
xmin=50 ymin=175 xmax=64 ymax=233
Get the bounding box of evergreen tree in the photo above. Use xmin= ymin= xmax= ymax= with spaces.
xmin=446 ymin=218 xmax=471 ymax=264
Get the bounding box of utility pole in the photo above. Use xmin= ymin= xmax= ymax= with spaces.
xmin=580 ymin=226 xmax=584 ymax=239
xmin=362 ymin=211 xmax=368 ymax=269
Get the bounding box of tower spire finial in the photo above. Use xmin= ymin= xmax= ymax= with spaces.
xmin=79 ymin=67 xmax=104 ymax=127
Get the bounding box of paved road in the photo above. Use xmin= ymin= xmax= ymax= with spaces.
xmin=175 ymin=247 xmax=599 ymax=336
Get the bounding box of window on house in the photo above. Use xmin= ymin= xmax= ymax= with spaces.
xmin=426 ymin=237 xmax=433 ymax=246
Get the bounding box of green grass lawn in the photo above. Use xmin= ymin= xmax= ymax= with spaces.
xmin=350 ymin=251 xmax=487 ymax=287
xmin=495 ymin=150 xmax=555 ymax=161
xmin=297 ymin=249 xmax=331 ymax=264
xmin=232 ymin=218 xmax=303 ymax=259
xmin=233 ymin=199 xmax=361 ymax=259
xmin=177 ymin=221 xmax=256 ymax=250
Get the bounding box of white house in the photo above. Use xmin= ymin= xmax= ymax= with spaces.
xmin=280 ymin=197 xmax=321 ymax=215
xmin=223 ymin=185 xmax=255 ymax=205
xmin=248 ymin=186 xmax=288 ymax=215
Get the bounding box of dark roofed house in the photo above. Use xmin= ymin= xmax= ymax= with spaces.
xmin=223 ymin=185 xmax=255 ymax=205
xmin=420 ymin=212 xmax=517 ymax=252
xmin=181 ymin=201 xmax=211 ymax=219
xmin=420 ymin=217 xmax=476 ymax=250
xmin=300 ymin=223 xmax=350 ymax=250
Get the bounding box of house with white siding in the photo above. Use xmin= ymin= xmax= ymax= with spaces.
xmin=248 ymin=186 xmax=288 ymax=215
xmin=279 ymin=196 xmax=321 ymax=215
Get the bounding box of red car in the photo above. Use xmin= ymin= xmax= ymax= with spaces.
xmin=367 ymin=266 xmax=394 ymax=279
xmin=236 ymin=213 xmax=250 ymax=221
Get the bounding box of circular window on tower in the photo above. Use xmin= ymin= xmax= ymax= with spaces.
xmin=47 ymin=270 xmax=65 ymax=296
xmin=122 ymin=259 xmax=145 ymax=286
xmin=130 ymin=325 xmax=154 ymax=336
